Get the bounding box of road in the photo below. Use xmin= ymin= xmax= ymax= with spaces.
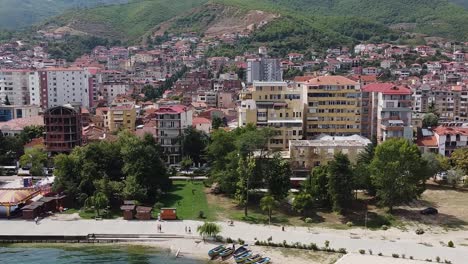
xmin=0 ymin=218 xmax=466 ymax=263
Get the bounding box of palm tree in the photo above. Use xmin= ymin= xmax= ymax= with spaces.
xmin=260 ymin=194 xmax=278 ymax=225
xmin=197 ymin=222 xmax=221 ymax=241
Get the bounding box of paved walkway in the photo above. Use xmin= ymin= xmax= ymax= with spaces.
xmin=0 ymin=218 xmax=466 ymax=263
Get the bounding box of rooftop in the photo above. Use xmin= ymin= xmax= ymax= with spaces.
xmin=0 ymin=115 xmax=44 ymax=131
xmin=302 ymin=75 xmax=358 ymax=86
xmin=362 ymin=83 xmax=411 ymax=95
xmin=433 ymin=126 xmax=468 ymax=136
xmin=290 ymin=134 xmax=371 ymax=148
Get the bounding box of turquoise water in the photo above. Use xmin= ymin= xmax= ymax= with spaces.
xmin=0 ymin=244 xmax=205 ymax=264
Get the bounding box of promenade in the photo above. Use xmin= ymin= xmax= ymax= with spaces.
xmin=0 ymin=217 xmax=466 ymax=263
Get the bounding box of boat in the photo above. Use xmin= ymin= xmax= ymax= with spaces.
xmin=219 ymin=247 xmax=234 ymax=257
xmin=254 ymin=257 xmax=271 ymax=264
xmin=233 ymin=246 xmax=248 ymax=257
xmin=234 ymin=251 xmax=252 ymax=263
xmin=208 ymin=245 xmax=225 ymax=257
xmin=243 ymin=254 xmax=263 ymax=264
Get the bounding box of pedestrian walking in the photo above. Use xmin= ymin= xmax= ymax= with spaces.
xmin=282 ymin=226 xmax=285 ymax=231
xmin=188 ymin=227 xmax=191 ymax=233
xmin=34 ymin=216 xmax=39 ymax=225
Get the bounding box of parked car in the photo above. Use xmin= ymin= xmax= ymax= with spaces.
xmin=420 ymin=207 xmax=438 ymax=215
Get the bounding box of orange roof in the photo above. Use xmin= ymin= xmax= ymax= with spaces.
xmin=433 ymin=126 xmax=468 ymax=136
xmin=294 ymin=76 xmax=313 ymax=82
xmin=416 ymin=136 xmax=438 ymax=147
xmin=302 ymin=76 xmax=357 ymax=85
xmin=362 ymin=83 xmax=411 ymax=95
xmin=193 ymin=117 xmax=211 ymax=125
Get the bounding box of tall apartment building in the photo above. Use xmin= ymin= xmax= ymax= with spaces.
xmin=44 ymin=104 xmax=82 ymax=153
xmin=247 ymin=58 xmax=282 ymax=83
xmin=239 ymin=81 xmax=303 ymax=149
xmin=362 ymin=83 xmax=413 ymax=143
xmin=412 ymin=84 xmax=468 ymax=122
xmin=37 ymin=67 xmax=97 ymax=109
xmin=0 ymin=69 xmax=34 ymax=105
xmin=155 ymin=105 xmax=193 ymax=164
xmin=300 ymin=76 xmax=361 ymax=139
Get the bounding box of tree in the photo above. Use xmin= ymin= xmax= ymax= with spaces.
xmin=451 ymin=148 xmax=468 ymax=174
xmin=180 ymin=156 xmax=193 ymax=172
xmin=447 ymin=169 xmax=464 ymax=187
xmin=19 ymin=147 xmax=47 ymax=176
xmin=263 ymin=154 xmax=291 ymax=200
xmin=122 ymin=175 xmax=147 ymax=202
xmin=85 ymin=192 xmax=109 ymax=217
xmin=309 ymin=165 xmax=330 ymax=206
xmin=370 ymin=138 xmax=430 ymax=212
xmin=328 ymin=153 xmax=354 ymax=213
xmin=19 ymin=125 xmax=44 ymax=144
xmin=421 ymin=152 xmax=450 ymax=176
xmin=235 ymin=156 xmax=256 ymax=217
xmin=212 ymin=116 xmax=224 ymax=130
xmin=260 ymin=194 xmax=278 ymax=225
xmin=292 ymin=192 xmax=313 ymax=215
xmin=197 ymin=222 xmax=221 ymax=240
xmin=179 ymin=127 xmax=208 ymax=164
xmin=0 ymin=134 xmax=23 ymax=165
xmin=422 ymin=113 xmax=439 ymax=128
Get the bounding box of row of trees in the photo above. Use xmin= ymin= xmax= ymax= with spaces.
xmin=207 ymin=125 xmax=291 ymax=216
xmin=53 ymin=132 xmax=170 ymax=209
xmin=294 ymin=138 xmax=433 ymax=214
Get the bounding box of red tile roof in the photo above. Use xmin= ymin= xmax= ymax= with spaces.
xmin=156 ymin=105 xmax=187 ymax=114
xmin=192 ymin=117 xmax=211 ymax=125
xmin=416 ymin=135 xmax=438 ymax=147
xmin=302 ymin=76 xmax=358 ymax=85
xmin=362 ymin=83 xmax=411 ymax=95
xmin=433 ymin=126 xmax=468 ymax=136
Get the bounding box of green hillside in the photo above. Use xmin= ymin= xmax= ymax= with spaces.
xmin=0 ymin=0 xmax=128 ymax=29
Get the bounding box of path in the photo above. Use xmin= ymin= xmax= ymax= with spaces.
xmin=0 ymin=218 xmax=466 ymax=263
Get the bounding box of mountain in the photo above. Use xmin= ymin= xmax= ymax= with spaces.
xmin=0 ymin=0 xmax=129 ymax=30
xmin=450 ymin=0 xmax=468 ymax=8
xmin=41 ymin=0 xmax=468 ymax=44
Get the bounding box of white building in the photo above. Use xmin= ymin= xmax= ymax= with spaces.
xmin=247 ymin=58 xmax=282 ymax=83
xmin=0 ymin=69 xmax=34 ymax=105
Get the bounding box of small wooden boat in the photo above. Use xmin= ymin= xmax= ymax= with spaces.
xmin=208 ymin=245 xmax=225 ymax=257
xmin=243 ymin=254 xmax=262 ymax=264
xmin=233 ymin=246 xmax=248 ymax=257
xmin=254 ymin=257 xmax=271 ymax=264
xmin=235 ymin=251 xmax=252 ymax=263
xmin=219 ymin=247 xmax=234 ymax=257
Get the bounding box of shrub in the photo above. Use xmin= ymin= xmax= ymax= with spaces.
xmin=381 ymin=225 xmax=389 ymax=230
xmin=324 ymin=240 xmax=330 ymax=248
xmin=402 ymin=254 xmax=406 ymax=259
xmin=254 ymin=240 xmax=260 ymax=245
xmin=368 ymin=249 xmax=373 ymax=255
xmin=436 ymin=256 xmax=441 ymax=262
xmin=410 ymin=256 xmax=414 ymax=259
xmin=304 ymin=217 xmax=313 ymax=223
xmin=359 ymin=249 xmax=365 ymax=254
xmin=338 ymin=248 xmax=347 ymax=254
xmin=444 ymin=260 xmax=452 ymax=263
xmin=226 ymin=237 xmax=233 ymax=243
xmin=153 ymin=202 xmax=164 ymax=210
xmin=198 ymin=211 xmax=205 ymax=219
xmin=267 ymin=236 xmax=273 ymax=242
xmin=392 ymin=254 xmax=400 ymax=258
xmin=447 ymin=241 xmax=454 ymax=248
xmin=309 ymin=243 xmax=318 ymax=250
xmin=416 ymin=228 xmax=425 ymax=235
xmin=346 ymin=221 xmax=353 ymax=227
xmin=378 ymin=253 xmax=383 ymax=256
xmin=238 ymin=238 xmax=245 ymax=245
xmin=425 ymin=259 xmax=433 ymax=262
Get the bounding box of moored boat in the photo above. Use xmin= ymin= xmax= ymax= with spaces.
xmin=243 ymin=254 xmax=262 ymax=264
xmin=208 ymin=245 xmax=225 ymax=257
xmin=219 ymin=247 xmax=234 ymax=257
xmin=254 ymin=257 xmax=271 ymax=264
xmin=233 ymin=246 xmax=248 ymax=257
xmin=235 ymin=251 xmax=252 ymax=263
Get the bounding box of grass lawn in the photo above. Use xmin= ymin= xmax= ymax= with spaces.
xmin=61 ymin=208 xmax=120 ymax=219
xmin=158 ymin=180 xmax=215 ymax=221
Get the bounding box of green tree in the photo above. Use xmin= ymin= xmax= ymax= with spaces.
xmin=370 ymin=138 xmax=430 ymax=212
xmin=180 ymin=156 xmax=193 ymax=171
xmin=85 ymin=192 xmax=109 ymax=217
xmin=292 ymin=192 xmax=313 ymax=215
xmin=197 ymin=222 xmax=221 ymax=240
xmin=263 ymin=154 xmax=291 ymax=200
xmin=179 ymin=127 xmax=208 ymax=164
xmin=260 ymin=194 xmax=278 ymax=224
xmin=354 ymin=143 xmax=377 ymax=195
xmin=451 ymin=148 xmax=468 ymax=174
xmin=122 ymin=175 xmax=147 ymax=202
xmin=19 ymin=125 xmax=44 ymax=144
xmin=421 ymin=152 xmax=450 ymax=176
xmin=328 ymin=153 xmax=354 ymax=213
xmin=422 ymin=113 xmax=439 ymax=128
xmin=212 ymin=116 xmax=224 ymax=130
xmin=307 ymin=165 xmax=330 ymax=207
xmin=0 ymin=134 xmax=23 ymax=165
xmin=19 ymin=147 xmax=47 ymax=176
xmin=235 ymin=156 xmax=256 ymax=217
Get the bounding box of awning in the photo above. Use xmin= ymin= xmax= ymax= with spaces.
xmin=0 ymin=188 xmax=40 ymax=206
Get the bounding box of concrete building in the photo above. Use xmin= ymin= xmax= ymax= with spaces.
xmin=247 ymin=58 xmax=282 ymax=83
xmin=239 ymin=81 xmax=303 ymax=150
xmin=37 ymin=67 xmax=97 ymax=109
xmin=362 ymin=83 xmax=413 ymax=142
xmin=288 ymin=134 xmax=371 ymax=176
xmin=0 ymin=105 xmax=41 ymax=122
xmin=0 ymin=69 xmax=34 ymax=106
xmin=300 ymin=76 xmax=361 ymax=139
xmin=44 ymin=104 xmax=82 ymax=153
xmin=107 ymin=104 xmax=136 ymax=132
xmin=417 ymin=126 xmax=468 ymax=157
xmin=155 ymin=105 xmax=193 ymax=164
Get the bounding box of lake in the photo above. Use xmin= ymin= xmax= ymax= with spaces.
xmin=0 ymin=243 xmax=206 ymax=264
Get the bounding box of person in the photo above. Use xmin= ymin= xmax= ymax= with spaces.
xmin=188 ymin=227 xmax=191 ymax=233
xmin=185 ymin=226 xmax=187 ymax=233
xmin=233 ymin=243 xmax=235 ymax=251
xmin=34 ymin=216 xmax=39 ymax=225
xmin=282 ymin=226 xmax=285 ymax=231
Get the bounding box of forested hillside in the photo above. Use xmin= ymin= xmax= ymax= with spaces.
xmin=0 ymin=0 xmax=128 ymax=29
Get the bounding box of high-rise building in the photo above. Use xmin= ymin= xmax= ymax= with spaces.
xmin=37 ymin=67 xmax=97 ymax=109
xmin=300 ymin=76 xmax=361 ymax=139
xmin=361 ymin=83 xmax=413 ymax=143
xmin=44 ymin=104 xmax=82 ymax=153
xmin=0 ymin=69 xmax=34 ymax=105
xmin=155 ymin=105 xmax=193 ymax=164
xmin=247 ymin=58 xmax=282 ymax=83
xmin=239 ymin=81 xmax=303 ymax=149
